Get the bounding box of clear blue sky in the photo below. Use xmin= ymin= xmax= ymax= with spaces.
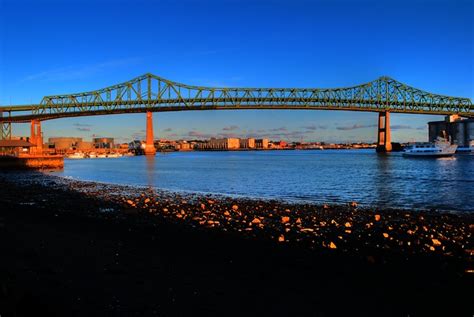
xmin=1 ymin=0 xmax=472 ymax=143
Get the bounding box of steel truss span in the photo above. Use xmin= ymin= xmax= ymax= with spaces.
xmin=0 ymin=73 xmax=472 ymax=123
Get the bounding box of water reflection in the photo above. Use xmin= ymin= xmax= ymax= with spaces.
xmin=145 ymin=155 xmax=156 ymax=188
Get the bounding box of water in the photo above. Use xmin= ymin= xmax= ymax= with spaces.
xmin=53 ymin=150 xmax=474 ymax=212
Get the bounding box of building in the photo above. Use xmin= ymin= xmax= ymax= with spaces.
xmin=0 ymin=139 xmax=34 ymax=156
xmin=175 ymin=141 xmax=192 ymax=151
xmin=255 ymin=138 xmax=269 ymax=149
xmin=428 ymin=116 xmax=474 ymax=147
xmin=48 ymin=137 xmax=82 ymax=151
xmin=93 ymin=137 xmax=114 ymax=149
xmin=239 ymin=138 xmax=255 ymax=149
xmin=197 ymin=138 xmax=240 ymax=150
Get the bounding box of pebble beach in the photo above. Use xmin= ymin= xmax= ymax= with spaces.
xmin=0 ymin=171 xmax=473 ymax=316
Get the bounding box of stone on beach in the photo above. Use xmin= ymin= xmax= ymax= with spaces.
xmin=281 ymin=216 xmax=290 ymax=224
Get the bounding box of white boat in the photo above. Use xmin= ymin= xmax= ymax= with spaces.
xmin=107 ymin=153 xmax=122 ymax=158
xmin=456 ymin=141 xmax=474 ymax=154
xmin=89 ymin=152 xmax=98 ymax=158
xmin=456 ymin=146 xmax=474 ymax=154
xmin=67 ymin=152 xmax=86 ymax=159
xmin=403 ymin=137 xmax=458 ymax=158
xmin=97 ymin=153 xmax=107 ymax=158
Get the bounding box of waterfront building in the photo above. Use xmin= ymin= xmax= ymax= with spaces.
xmin=239 ymin=138 xmax=256 ymax=149
xmin=255 ymin=138 xmax=269 ymax=149
xmin=175 ymin=141 xmax=192 ymax=151
xmin=93 ymin=137 xmax=114 ymax=149
xmin=428 ymin=115 xmax=474 ymax=146
xmin=197 ymin=138 xmax=240 ymax=150
xmin=48 ymin=137 xmax=83 ymax=151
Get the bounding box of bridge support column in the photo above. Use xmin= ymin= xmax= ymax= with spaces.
xmin=36 ymin=120 xmax=43 ymax=154
xmin=376 ymin=111 xmax=392 ymax=152
xmin=30 ymin=120 xmax=37 ymax=154
xmin=144 ymin=111 xmax=156 ymax=156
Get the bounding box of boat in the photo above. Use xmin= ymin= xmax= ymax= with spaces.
xmin=107 ymin=152 xmax=122 ymax=158
xmin=97 ymin=153 xmax=107 ymax=158
xmin=88 ymin=152 xmax=98 ymax=158
xmin=456 ymin=141 xmax=474 ymax=154
xmin=456 ymin=146 xmax=474 ymax=154
xmin=66 ymin=152 xmax=85 ymax=159
xmin=403 ymin=136 xmax=457 ymax=158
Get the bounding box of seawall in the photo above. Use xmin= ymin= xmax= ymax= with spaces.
xmin=0 ymin=155 xmax=64 ymax=169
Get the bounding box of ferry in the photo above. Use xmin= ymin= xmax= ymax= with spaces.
xmin=456 ymin=141 xmax=474 ymax=154
xmin=403 ymin=137 xmax=458 ymax=158
xmin=456 ymin=146 xmax=474 ymax=154
xmin=66 ymin=152 xmax=86 ymax=159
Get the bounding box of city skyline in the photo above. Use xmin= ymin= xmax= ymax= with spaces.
xmin=1 ymin=0 xmax=472 ymax=143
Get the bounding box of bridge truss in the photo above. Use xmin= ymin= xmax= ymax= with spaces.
xmin=0 ymin=73 xmax=472 ymax=126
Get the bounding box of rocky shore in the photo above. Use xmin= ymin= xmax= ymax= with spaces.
xmin=0 ymin=171 xmax=472 ymax=316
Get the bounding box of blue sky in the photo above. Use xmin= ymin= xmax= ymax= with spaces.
xmin=1 ymin=0 xmax=472 ymax=143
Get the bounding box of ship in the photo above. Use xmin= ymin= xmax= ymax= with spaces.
xmin=403 ymin=136 xmax=457 ymax=158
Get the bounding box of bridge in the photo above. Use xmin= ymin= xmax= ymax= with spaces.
xmin=0 ymin=73 xmax=472 ymax=153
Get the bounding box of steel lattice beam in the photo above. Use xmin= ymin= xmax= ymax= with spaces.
xmin=0 ymin=74 xmax=472 ymax=123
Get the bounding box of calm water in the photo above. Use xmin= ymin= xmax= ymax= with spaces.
xmin=54 ymin=150 xmax=474 ymax=212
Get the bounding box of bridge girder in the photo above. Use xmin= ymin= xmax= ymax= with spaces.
xmin=0 ymin=74 xmax=472 ymax=122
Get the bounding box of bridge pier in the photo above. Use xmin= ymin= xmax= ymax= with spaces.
xmin=36 ymin=120 xmax=43 ymax=153
xmin=376 ymin=111 xmax=392 ymax=152
xmin=144 ymin=111 xmax=156 ymax=155
xmin=29 ymin=120 xmax=43 ymax=154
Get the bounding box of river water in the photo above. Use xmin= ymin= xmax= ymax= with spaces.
xmin=54 ymin=150 xmax=474 ymax=212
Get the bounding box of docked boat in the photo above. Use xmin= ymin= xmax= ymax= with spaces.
xmin=88 ymin=152 xmax=98 ymax=158
xmin=456 ymin=146 xmax=474 ymax=154
xmin=107 ymin=152 xmax=123 ymax=158
xmin=403 ymin=137 xmax=457 ymax=157
xmin=66 ymin=152 xmax=86 ymax=159
xmin=97 ymin=153 xmax=107 ymax=158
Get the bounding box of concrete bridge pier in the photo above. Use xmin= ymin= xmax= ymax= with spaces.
xmin=144 ymin=111 xmax=156 ymax=155
xmin=36 ymin=120 xmax=43 ymax=153
xmin=29 ymin=120 xmax=43 ymax=154
xmin=376 ymin=111 xmax=392 ymax=152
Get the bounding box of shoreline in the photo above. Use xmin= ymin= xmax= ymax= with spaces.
xmin=0 ymin=171 xmax=473 ymax=316
xmin=48 ymin=170 xmax=474 ymax=214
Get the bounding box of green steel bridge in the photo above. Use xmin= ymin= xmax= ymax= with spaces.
xmin=0 ymin=73 xmax=472 ymax=145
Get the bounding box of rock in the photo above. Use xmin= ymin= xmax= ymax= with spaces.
xmin=300 ymin=228 xmax=314 ymax=232
xmin=251 ymin=218 xmax=261 ymax=224
xmin=232 ymin=205 xmax=239 ymax=211
xmin=223 ymin=211 xmax=230 ymax=216
xmin=144 ymin=198 xmax=150 ymax=204
xmin=281 ymin=216 xmax=290 ymax=224
xmin=432 ymin=238 xmax=442 ymax=246
xmin=296 ymin=218 xmax=302 ymax=224
xmin=126 ymin=200 xmax=135 ymax=206
xmin=344 ymin=222 xmax=352 ymax=228
xmin=350 ymin=201 xmax=358 ymax=207
xmin=375 ymin=214 xmax=381 ymax=221
xmin=329 ymin=242 xmax=337 ymax=249
xmin=162 ymin=208 xmax=168 ymax=212
xmin=278 ymin=234 xmax=285 ymax=242
xmin=200 ymin=203 xmax=206 ymax=210
xmin=383 ymin=233 xmax=389 ymax=238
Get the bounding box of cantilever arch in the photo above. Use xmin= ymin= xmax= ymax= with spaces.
xmin=376 ymin=111 xmax=392 ymax=152
xmin=144 ymin=111 xmax=157 ymax=155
